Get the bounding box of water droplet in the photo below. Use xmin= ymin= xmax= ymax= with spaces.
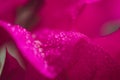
xmin=55 ymin=35 xmax=59 ymax=38
xmin=26 ymin=40 xmax=31 ymax=44
xmin=11 ymin=27 xmax=15 ymax=32
xmin=44 ymin=61 xmax=48 ymax=69
xmin=33 ymin=48 xmax=38 ymax=56
xmin=7 ymin=23 xmax=11 ymax=26
xmin=38 ymin=48 xmax=43 ymax=52
xmin=32 ymin=34 xmax=36 ymax=39
xmin=41 ymin=52 xmax=45 ymax=57
xmin=33 ymin=40 xmax=42 ymax=48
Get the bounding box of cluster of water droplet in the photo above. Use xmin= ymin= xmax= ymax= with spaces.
xmin=6 ymin=23 xmax=87 ymax=75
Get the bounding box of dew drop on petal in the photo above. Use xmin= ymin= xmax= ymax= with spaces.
xmin=26 ymin=40 xmax=31 ymax=44
xmin=38 ymin=48 xmax=43 ymax=53
xmin=7 ymin=23 xmax=11 ymax=26
xmin=11 ymin=27 xmax=15 ymax=32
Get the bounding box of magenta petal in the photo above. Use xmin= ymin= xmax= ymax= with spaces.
xmin=0 ymin=21 xmax=120 ymax=79
xmin=38 ymin=0 xmax=98 ymax=31
xmin=0 ymin=0 xmax=27 ymax=23
xmin=74 ymin=0 xmax=120 ymax=37
xmin=31 ymin=30 xmax=120 ymax=80
xmin=94 ymin=29 xmax=120 ymax=64
xmin=0 ymin=21 xmax=57 ymax=78
xmin=0 ymin=21 xmax=87 ymax=78
xmin=67 ymin=42 xmax=120 ymax=80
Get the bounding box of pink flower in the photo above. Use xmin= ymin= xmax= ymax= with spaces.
xmin=0 ymin=21 xmax=120 ymax=80
xmin=0 ymin=0 xmax=120 ymax=80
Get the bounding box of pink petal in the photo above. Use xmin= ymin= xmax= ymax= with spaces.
xmin=36 ymin=0 xmax=98 ymax=31
xmin=0 ymin=0 xmax=27 ymax=23
xmin=75 ymin=0 xmax=120 ymax=37
xmin=94 ymin=29 xmax=120 ymax=64
xmin=0 ymin=21 xmax=120 ymax=79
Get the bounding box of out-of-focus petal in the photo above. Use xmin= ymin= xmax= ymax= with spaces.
xmin=75 ymin=0 xmax=120 ymax=37
xmin=0 ymin=45 xmax=6 ymax=76
xmin=0 ymin=0 xmax=28 ymax=23
xmin=94 ymin=29 xmax=120 ymax=64
xmin=0 ymin=52 xmax=25 ymax=80
xmin=6 ymin=42 xmax=26 ymax=69
xmin=35 ymin=0 xmax=98 ymax=31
